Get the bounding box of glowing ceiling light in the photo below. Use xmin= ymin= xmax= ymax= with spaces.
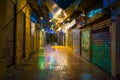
xmin=56 ymin=9 xmax=62 ymax=16
xmin=53 ymin=8 xmax=62 ymax=19
xmin=63 ymin=10 xmax=67 ymax=17
xmin=57 ymin=27 xmax=62 ymax=31
xmin=67 ymin=18 xmax=70 ymax=21
xmin=52 ymin=4 xmax=57 ymax=10
xmin=40 ymin=17 xmax=43 ymax=20
xmin=42 ymin=29 xmax=45 ymax=32
xmin=60 ymin=19 xmax=63 ymax=23
xmin=80 ymin=13 xmax=85 ymax=16
xmin=49 ymin=19 xmax=52 ymax=22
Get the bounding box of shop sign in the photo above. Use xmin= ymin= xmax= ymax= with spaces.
xmin=77 ymin=17 xmax=85 ymax=28
xmin=66 ymin=19 xmax=76 ymax=29
xmin=86 ymin=12 xmax=103 ymax=25
xmin=69 ymin=19 xmax=76 ymax=27
xmin=77 ymin=21 xmax=85 ymax=28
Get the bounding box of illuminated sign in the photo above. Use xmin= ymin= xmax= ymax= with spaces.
xmin=69 ymin=19 xmax=76 ymax=27
xmin=87 ymin=8 xmax=103 ymax=18
xmin=76 ymin=16 xmax=85 ymax=28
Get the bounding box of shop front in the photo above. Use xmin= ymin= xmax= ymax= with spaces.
xmin=91 ymin=19 xmax=112 ymax=73
xmin=30 ymin=21 xmax=35 ymax=53
xmin=65 ymin=29 xmax=73 ymax=49
xmin=81 ymin=27 xmax=91 ymax=61
xmin=72 ymin=28 xmax=80 ymax=55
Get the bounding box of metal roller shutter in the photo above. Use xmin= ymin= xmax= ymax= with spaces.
xmin=81 ymin=27 xmax=91 ymax=61
xmin=72 ymin=28 xmax=80 ymax=55
xmin=91 ymin=19 xmax=112 ymax=73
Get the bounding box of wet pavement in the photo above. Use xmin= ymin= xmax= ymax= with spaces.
xmin=3 ymin=45 xmax=116 ymax=80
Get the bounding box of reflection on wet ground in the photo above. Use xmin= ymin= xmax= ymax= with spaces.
xmin=4 ymin=45 xmax=116 ymax=80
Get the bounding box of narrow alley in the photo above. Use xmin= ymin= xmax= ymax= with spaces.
xmin=3 ymin=45 xmax=115 ymax=80
xmin=1 ymin=0 xmax=120 ymax=80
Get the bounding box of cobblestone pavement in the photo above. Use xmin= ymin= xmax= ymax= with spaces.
xmin=3 ymin=45 xmax=116 ymax=80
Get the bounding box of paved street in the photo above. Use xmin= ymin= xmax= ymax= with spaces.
xmin=3 ymin=45 xmax=116 ymax=80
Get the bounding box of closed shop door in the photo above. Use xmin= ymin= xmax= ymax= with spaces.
xmin=0 ymin=0 xmax=15 ymax=66
xmin=30 ymin=22 xmax=35 ymax=53
xmin=72 ymin=28 xmax=80 ymax=55
xmin=68 ymin=30 xmax=73 ymax=49
xmin=81 ymin=27 xmax=91 ymax=61
xmin=91 ymin=19 xmax=111 ymax=73
xmin=19 ymin=12 xmax=25 ymax=59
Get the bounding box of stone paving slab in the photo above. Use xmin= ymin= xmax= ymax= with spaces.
xmin=2 ymin=46 xmax=117 ymax=80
